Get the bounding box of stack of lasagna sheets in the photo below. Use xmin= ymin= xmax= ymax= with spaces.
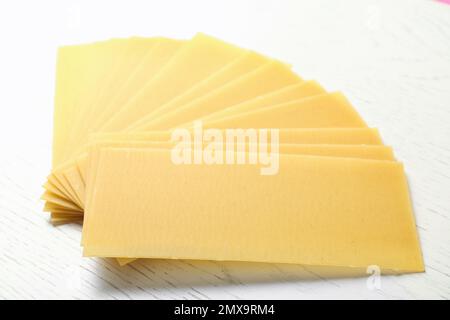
xmin=42 ymin=33 xmax=424 ymax=272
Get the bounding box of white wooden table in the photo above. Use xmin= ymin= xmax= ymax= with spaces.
xmin=0 ymin=0 xmax=449 ymax=299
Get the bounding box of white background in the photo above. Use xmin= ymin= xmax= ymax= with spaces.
xmin=0 ymin=0 xmax=449 ymax=299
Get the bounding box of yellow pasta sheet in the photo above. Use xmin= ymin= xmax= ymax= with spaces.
xmin=83 ymin=148 xmax=423 ymax=272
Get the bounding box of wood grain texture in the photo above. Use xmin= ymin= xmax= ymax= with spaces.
xmin=0 ymin=0 xmax=449 ymax=299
